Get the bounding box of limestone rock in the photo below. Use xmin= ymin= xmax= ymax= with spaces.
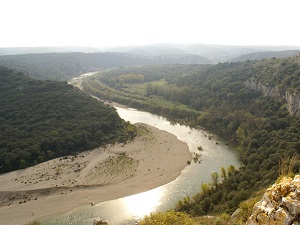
xmin=244 ymin=79 xmax=300 ymax=116
xmin=247 ymin=175 xmax=300 ymax=225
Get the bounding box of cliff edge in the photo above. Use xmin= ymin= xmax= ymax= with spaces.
xmin=247 ymin=175 xmax=300 ymax=225
xmin=244 ymin=80 xmax=300 ymax=117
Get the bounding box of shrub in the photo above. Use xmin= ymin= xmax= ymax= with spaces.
xmin=139 ymin=211 xmax=196 ymax=225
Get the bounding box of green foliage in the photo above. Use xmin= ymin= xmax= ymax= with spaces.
xmin=249 ymin=57 xmax=300 ymax=92
xmin=138 ymin=211 xmax=196 ymax=225
xmin=220 ymin=167 xmax=227 ymax=179
xmin=164 ymin=57 xmax=300 ymax=216
xmin=0 ymin=67 xmax=136 ymax=173
xmin=200 ymin=183 xmax=211 ymax=195
xmin=232 ymin=50 xmax=300 ymax=62
xmin=83 ymin=70 xmax=201 ymax=123
xmin=211 ymin=172 xmax=220 ymax=189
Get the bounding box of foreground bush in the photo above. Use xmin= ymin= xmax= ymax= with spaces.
xmin=139 ymin=211 xmax=195 ymax=225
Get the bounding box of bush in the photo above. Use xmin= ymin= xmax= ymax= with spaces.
xmin=139 ymin=211 xmax=196 ymax=225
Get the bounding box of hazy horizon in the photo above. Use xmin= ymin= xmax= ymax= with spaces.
xmin=1 ymin=42 xmax=300 ymax=50
xmin=1 ymin=0 xmax=300 ymax=48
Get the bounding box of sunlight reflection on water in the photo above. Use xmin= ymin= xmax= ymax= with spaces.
xmin=41 ymin=106 xmax=240 ymax=225
xmin=122 ymin=187 xmax=163 ymax=219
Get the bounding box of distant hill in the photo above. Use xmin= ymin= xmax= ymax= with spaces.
xmin=0 ymin=66 xmax=135 ymax=173
xmin=0 ymin=52 xmax=211 ymax=81
xmin=1 ymin=44 xmax=300 ymax=64
xmin=108 ymin=43 xmax=300 ymax=62
xmin=231 ymin=50 xmax=300 ymax=62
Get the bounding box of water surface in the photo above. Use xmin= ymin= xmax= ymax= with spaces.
xmin=42 ymin=107 xmax=240 ymax=225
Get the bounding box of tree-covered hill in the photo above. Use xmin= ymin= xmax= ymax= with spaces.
xmin=0 ymin=66 xmax=136 ymax=173
xmin=231 ymin=50 xmax=300 ymax=62
xmin=168 ymin=57 xmax=300 ymax=217
xmin=0 ymin=52 xmax=211 ymax=81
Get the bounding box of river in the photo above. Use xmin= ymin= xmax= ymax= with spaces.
xmin=41 ymin=105 xmax=240 ymax=225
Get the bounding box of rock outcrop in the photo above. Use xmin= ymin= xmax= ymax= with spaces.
xmin=247 ymin=175 xmax=300 ymax=225
xmin=244 ymin=79 xmax=300 ymax=117
xmin=286 ymin=92 xmax=300 ymax=117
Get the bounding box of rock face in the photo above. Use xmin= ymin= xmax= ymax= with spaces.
xmin=244 ymin=79 xmax=300 ymax=117
xmin=247 ymin=175 xmax=300 ymax=225
xmin=286 ymin=92 xmax=300 ymax=117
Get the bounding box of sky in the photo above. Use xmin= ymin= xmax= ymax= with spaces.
xmin=1 ymin=0 xmax=300 ymax=48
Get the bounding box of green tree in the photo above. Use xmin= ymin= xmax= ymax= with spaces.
xmin=220 ymin=167 xmax=227 ymax=179
xmin=227 ymin=165 xmax=236 ymax=177
xmin=211 ymin=172 xmax=219 ymax=189
xmin=19 ymin=159 xmax=27 ymax=169
xmin=200 ymin=183 xmax=211 ymax=195
xmin=236 ymin=127 xmax=246 ymax=144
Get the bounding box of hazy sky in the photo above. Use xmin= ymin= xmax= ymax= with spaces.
xmin=1 ymin=0 xmax=300 ymax=48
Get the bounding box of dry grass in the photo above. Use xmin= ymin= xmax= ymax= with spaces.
xmin=278 ymin=154 xmax=298 ymax=177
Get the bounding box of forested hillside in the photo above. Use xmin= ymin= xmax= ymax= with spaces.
xmin=0 ymin=67 xmax=136 ymax=173
xmin=231 ymin=50 xmax=300 ymax=62
xmin=169 ymin=57 xmax=300 ymax=217
xmin=82 ymin=56 xmax=300 ymax=219
xmin=0 ymin=52 xmax=211 ymax=81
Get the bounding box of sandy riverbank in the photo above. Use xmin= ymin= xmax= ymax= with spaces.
xmin=0 ymin=123 xmax=192 ymax=225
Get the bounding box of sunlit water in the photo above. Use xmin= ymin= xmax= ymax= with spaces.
xmin=41 ymin=107 xmax=240 ymax=225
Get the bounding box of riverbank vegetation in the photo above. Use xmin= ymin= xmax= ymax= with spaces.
xmin=82 ymin=56 xmax=300 ymax=220
xmin=82 ymin=65 xmax=208 ymax=124
xmin=0 ymin=67 xmax=136 ymax=173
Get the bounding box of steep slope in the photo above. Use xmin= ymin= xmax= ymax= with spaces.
xmin=243 ymin=57 xmax=300 ymax=116
xmin=0 ymin=66 xmax=135 ymax=173
xmin=166 ymin=57 xmax=300 ymax=216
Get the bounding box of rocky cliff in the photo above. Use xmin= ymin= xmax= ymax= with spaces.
xmin=247 ymin=175 xmax=300 ymax=225
xmin=244 ymin=80 xmax=300 ymax=117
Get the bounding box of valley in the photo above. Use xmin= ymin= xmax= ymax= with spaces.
xmin=0 ymin=46 xmax=300 ymax=225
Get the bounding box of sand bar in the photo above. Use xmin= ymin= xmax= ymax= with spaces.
xmin=0 ymin=123 xmax=192 ymax=225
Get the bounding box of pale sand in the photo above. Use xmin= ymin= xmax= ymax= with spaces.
xmin=0 ymin=123 xmax=192 ymax=225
